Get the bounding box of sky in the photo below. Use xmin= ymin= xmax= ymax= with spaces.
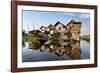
xmin=22 ymin=10 xmax=90 ymax=35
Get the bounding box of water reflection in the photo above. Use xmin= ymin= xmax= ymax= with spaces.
xmin=27 ymin=40 xmax=81 ymax=60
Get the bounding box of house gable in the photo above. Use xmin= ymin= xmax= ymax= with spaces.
xmin=54 ymin=21 xmax=65 ymax=28
xmin=55 ymin=21 xmax=65 ymax=29
xmin=66 ymin=20 xmax=81 ymax=27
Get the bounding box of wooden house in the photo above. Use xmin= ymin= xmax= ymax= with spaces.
xmin=48 ymin=24 xmax=54 ymax=30
xmin=54 ymin=21 xmax=66 ymax=34
xmin=66 ymin=20 xmax=81 ymax=41
xmin=40 ymin=26 xmax=46 ymax=33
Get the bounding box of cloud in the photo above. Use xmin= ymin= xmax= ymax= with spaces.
xmin=61 ymin=12 xmax=90 ymax=19
xmin=61 ymin=12 xmax=75 ymax=16
xmin=79 ymin=14 xmax=90 ymax=19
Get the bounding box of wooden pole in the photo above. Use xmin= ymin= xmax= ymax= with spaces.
xmin=27 ymin=24 xmax=29 ymax=35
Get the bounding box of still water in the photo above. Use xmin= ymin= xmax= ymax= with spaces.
xmin=22 ymin=40 xmax=90 ymax=62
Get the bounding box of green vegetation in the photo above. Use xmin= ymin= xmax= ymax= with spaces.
xmin=80 ymin=35 xmax=90 ymax=42
xmin=23 ymin=34 xmax=40 ymax=44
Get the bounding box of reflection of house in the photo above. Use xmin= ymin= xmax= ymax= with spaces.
xmin=29 ymin=39 xmax=81 ymax=59
xmin=64 ymin=41 xmax=81 ymax=60
xmin=70 ymin=42 xmax=81 ymax=59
